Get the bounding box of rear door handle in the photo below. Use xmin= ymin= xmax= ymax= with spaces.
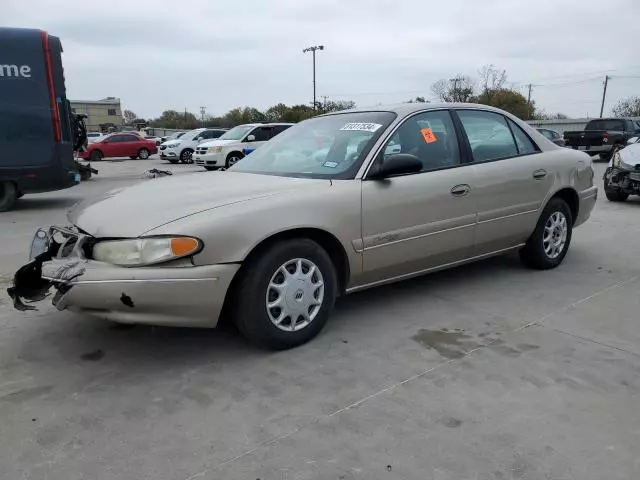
xmin=533 ymin=169 xmax=547 ymax=179
xmin=450 ymin=184 xmax=470 ymax=196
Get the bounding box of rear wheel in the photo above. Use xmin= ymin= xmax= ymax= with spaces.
xmin=180 ymin=149 xmax=194 ymax=164
xmin=233 ymin=238 xmax=337 ymax=350
xmin=138 ymin=148 xmax=150 ymax=160
xmin=0 ymin=181 xmax=18 ymax=212
xmin=90 ymin=150 xmax=103 ymax=162
xmin=520 ymin=198 xmax=572 ymax=270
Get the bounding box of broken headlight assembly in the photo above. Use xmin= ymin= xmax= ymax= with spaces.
xmin=92 ymin=236 xmax=202 ymax=266
xmin=612 ymin=151 xmax=633 ymax=171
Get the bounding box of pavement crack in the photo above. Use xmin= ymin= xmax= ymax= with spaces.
xmin=548 ymin=327 xmax=640 ymax=358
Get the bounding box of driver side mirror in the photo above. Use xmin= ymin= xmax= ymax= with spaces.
xmin=246 ymin=134 xmax=256 ymax=142
xmin=368 ymin=154 xmax=423 ymax=180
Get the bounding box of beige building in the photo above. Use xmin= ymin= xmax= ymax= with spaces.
xmin=70 ymin=97 xmax=123 ymax=132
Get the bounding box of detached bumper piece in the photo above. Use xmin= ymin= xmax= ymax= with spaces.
xmin=7 ymin=227 xmax=90 ymax=311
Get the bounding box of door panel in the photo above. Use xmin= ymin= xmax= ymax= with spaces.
xmin=455 ymin=109 xmax=555 ymax=254
xmin=471 ymin=155 xmax=553 ymax=253
xmin=360 ymin=169 xmax=476 ymax=286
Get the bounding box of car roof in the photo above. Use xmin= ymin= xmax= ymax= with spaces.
xmin=325 ymin=102 xmax=523 ymax=118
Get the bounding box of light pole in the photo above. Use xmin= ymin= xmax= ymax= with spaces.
xmin=303 ymin=45 xmax=324 ymax=109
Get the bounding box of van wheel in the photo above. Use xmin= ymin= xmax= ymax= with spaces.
xmin=90 ymin=150 xmax=103 ymax=162
xmin=0 ymin=181 xmax=18 ymax=212
xmin=520 ymin=198 xmax=572 ymax=270
xmin=233 ymin=239 xmax=337 ymax=350
xmin=180 ymin=149 xmax=194 ymax=164
xmin=225 ymin=152 xmax=244 ymax=168
xmin=138 ymin=148 xmax=150 ymax=160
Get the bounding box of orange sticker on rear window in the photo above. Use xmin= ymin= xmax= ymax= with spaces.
xmin=421 ymin=128 xmax=437 ymax=144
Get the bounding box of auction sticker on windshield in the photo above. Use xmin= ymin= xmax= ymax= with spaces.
xmin=421 ymin=128 xmax=438 ymax=144
xmin=340 ymin=123 xmax=383 ymax=133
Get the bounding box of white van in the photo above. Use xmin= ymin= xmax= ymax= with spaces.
xmin=194 ymin=123 xmax=293 ymax=170
xmin=159 ymin=128 xmax=228 ymax=164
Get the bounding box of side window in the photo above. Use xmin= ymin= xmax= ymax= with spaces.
xmin=210 ymin=130 xmax=225 ymax=139
xmin=272 ymin=125 xmax=292 ymax=137
xmin=381 ymin=110 xmax=460 ymax=172
xmin=108 ymin=135 xmax=123 ymax=143
xmin=200 ymin=130 xmax=214 ymax=139
xmin=122 ymin=134 xmax=138 ymax=142
xmin=251 ymin=127 xmax=273 ymax=142
xmin=508 ymin=119 xmax=538 ymax=155
xmin=457 ymin=110 xmax=518 ymax=162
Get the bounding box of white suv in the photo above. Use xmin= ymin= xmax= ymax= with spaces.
xmin=159 ymin=128 xmax=228 ymax=164
xmin=194 ymin=123 xmax=293 ymax=170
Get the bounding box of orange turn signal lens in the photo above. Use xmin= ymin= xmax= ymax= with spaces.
xmin=170 ymin=237 xmax=200 ymax=257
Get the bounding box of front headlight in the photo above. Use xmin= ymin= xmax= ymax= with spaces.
xmin=165 ymin=143 xmax=180 ymax=149
xmin=92 ymin=236 xmax=202 ymax=266
xmin=213 ymin=146 xmax=223 ymax=153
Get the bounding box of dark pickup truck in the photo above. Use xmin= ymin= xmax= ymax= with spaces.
xmin=563 ymin=118 xmax=640 ymax=161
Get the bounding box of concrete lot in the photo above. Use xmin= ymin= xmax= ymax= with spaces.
xmin=1 ymin=158 xmax=639 ymax=480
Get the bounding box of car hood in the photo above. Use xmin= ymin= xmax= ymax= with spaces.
xmin=198 ymin=139 xmax=238 ymax=148
xmin=68 ymin=172 xmax=327 ymax=237
xmin=619 ymin=143 xmax=640 ymax=168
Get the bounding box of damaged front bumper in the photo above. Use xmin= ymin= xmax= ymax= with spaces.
xmin=7 ymin=226 xmax=239 ymax=328
xmin=604 ymin=167 xmax=640 ymax=195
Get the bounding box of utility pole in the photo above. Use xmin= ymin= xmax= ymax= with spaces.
xmin=599 ymin=75 xmax=610 ymax=117
xmin=449 ymin=76 xmax=464 ymax=101
xmin=200 ymin=106 xmax=206 ymax=126
xmin=321 ymin=95 xmax=329 ymax=110
xmin=527 ymin=84 xmax=532 ymax=105
xmin=303 ymin=45 xmax=324 ymax=109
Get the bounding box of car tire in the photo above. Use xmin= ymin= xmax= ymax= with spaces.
xmin=138 ymin=148 xmax=150 ymax=160
xmin=225 ymin=152 xmax=244 ymax=168
xmin=600 ymin=151 xmax=614 ymax=162
xmin=0 ymin=181 xmax=18 ymax=212
xmin=233 ymin=238 xmax=337 ymax=350
xmin=519 ymin=198 xmax=573 ymax=270
xmin=604 ymin=186 xmax=628 ymax=202
xmin=90 ymin=150 xmax=103 ymax=162
xmin=180 ymin=149 xmax=194 ymax=164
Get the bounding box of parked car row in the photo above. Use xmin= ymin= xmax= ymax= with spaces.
xmin=80 ymin=132 xmax=158 ymax=161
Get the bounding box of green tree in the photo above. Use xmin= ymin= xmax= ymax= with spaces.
xmin=473 ymin=88 xmax=535 ymax=120
xmin=322 ymin=100 xmax=356 ymax=112
xmin=149 ymin=110 xmax=199 ymax=129
xmin=612 ymin=96 xmax=640 ymax=117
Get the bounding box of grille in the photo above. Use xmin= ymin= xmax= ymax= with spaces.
xmin=196 ymin=147 xmax=208 ymax=154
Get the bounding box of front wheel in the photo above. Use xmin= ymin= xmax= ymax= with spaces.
xmin=180 ymin=149 xmax=194 ymax=164
xmin=225 ymin=152 xmax=244 ymax=168
xmin=90 ymin=150 xmax=103 ymax=162
xmin=233 ymin=239 xmax=337 ymax=350
xmin=138 ymin=148 xmax=150 ymax=160
xmin=520 ymin=198 xmax=573 ymax=270
xmin=605 ymin=187 xmax=628 ymax=202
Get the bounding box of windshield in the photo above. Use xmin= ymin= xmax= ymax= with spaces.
xmin=168 ymin=132 xmax=184 ymax=139
xmin=219 ymin=125 xmax=255 ymax=141
xmin=229 ymin=112 xmax=396 ymax=179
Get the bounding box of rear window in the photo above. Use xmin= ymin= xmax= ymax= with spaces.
xmin=585 ymin=119 xmax=625 ymax=131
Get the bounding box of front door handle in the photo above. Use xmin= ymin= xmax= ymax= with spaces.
xmin=533 ymin=169 xmax=548 ymax=179
xmin=450 ymin=184 xmax=470 ymax=196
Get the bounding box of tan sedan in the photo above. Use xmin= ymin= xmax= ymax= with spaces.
xmin=9 ymin=104 xmax=597 ymax=349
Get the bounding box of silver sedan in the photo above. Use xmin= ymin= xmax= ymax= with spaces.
xmin=9 ymin=103 xmax=597 ymax=349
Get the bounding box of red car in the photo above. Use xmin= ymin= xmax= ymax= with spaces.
xmin=80 ymin=132 xmax=158 ymax=161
